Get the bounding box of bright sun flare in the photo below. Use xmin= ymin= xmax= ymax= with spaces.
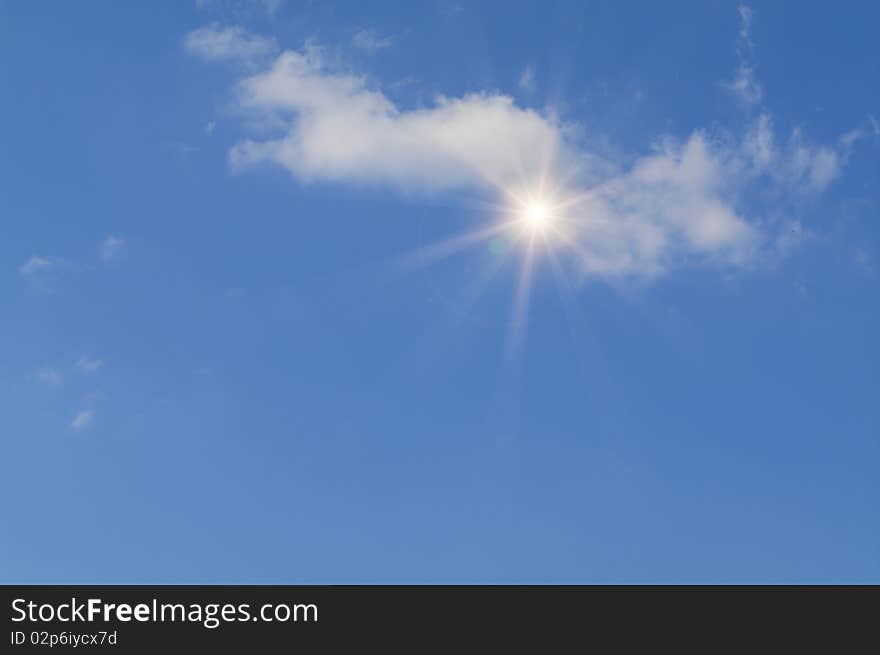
xmin=407 ymin=181 xmax=577 ymax=349
xmin=522 ymin=202 xmax=551 ymax=230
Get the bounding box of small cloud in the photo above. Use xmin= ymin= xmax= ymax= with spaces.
xmin=518 ymin=65 xmax=535 ymax=93
xmin=20 ymin=255 xmax=54 ymax=277
xmin=737 ymin=3 xmax=754 ymax=46
xmin=838 ymin=115 xmax=880 ymax=149
xmin=725 ymin=4 xmax=762 ymax=107
xmin=71 ymin=409 xmax=95 ymax=432
xmin=184 ymin=23 xmax=278 ymax=62
xmin=853 ymin=249 xmax=872 ymax=274
xmin=352 ymin=28 xmax=392 ymax=53
xmin=262 ymin=0 xmax=282 ymax=16
xmin=805 ymin=147 xmax=839 ymax=192
xmin=743 ymin=114 xmax=846 ymax=194
xmin=205 ymin=120 xmax=217 ymax=135
xmin=76 ymin=356 xmax=104 ymax=372
xmin=101 ymin=235 xmax=125 ymax=261
xmin=727 ymin=64 xmax=762 ymax=107
xmin=195 ymin=0 xmax=282 ymax=17
xmin=783 ymin=128 xmax=841 ymax=193
xmin=36 ymin=368 xmax=63 ymax=386
xmin=19 ymin=256 xmax=63 ymax=291
xmin=839 ymin=127 xmax=864 ymax=149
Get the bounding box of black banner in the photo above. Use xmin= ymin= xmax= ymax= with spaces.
xmin=2 ymin=586 xmax=876 ymax=651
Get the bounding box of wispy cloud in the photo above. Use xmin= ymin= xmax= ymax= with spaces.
xmin=837 ymin=115 xmax=880 ymax=152
xmin=36 ymin=368 xmax=63 ymax=386
xmin=20 ymin=255 xmax=55 ymax=277
xmin=352 ymin=28 xmax=392 ymax=53
xmin=71 ymin=409 xmax=95 ymax=432
xmin=853 ymin=249 xmax=872 ymax=274
xmin=19 ymin=255 xmax=63 ymax=290
xmin=743 ymin=114 xmax=842 ymax=193
xmin=76 ymin=356 xmax=104 ymax=372
xmin=100 ymin=235 xmax=125 ymax=261
xmin=725 ymin=4 xmax=762 ymax=107
xmin=195 ymin=0 xmax=282 ymax=17
xmin=184 ymin=24 xmax=278 ymax=63
xmin=518 ymin=65 xmax=535 ymax=93
xmin=261 ymin=0 xmax=282 ymax=16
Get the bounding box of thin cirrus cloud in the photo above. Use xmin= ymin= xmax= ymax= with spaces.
xmin=70 ymin=409 xmax=95 ymax=432
xmin=19 ymin=255 xmax=63 ymax=290
xmin=184 ymin=8 xmax=862 ymax=277
xmin=518 ymin=65 xmax=536 ymax=93
xmin=352 ymin=28 xmax=393 ymax=53
xmin=183 ymin=23 xmax=278 ymax=62
xmin=36 ymin=368 xmax=63 ymax=386
xmin=100 ymin=235 xmax=125 ymax=261
xmin=19 ymin=255 xmax=55 ymax=277
xmin=195 ymin=0 xmax=283 ymax=18
xmin=725 ymin=3 xmax=762 ymax=107
xmin=76 ymin=356 xmax=104 ymax=372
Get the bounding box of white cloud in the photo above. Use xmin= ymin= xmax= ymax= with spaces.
xmin=728 ymin=64 xmax=762 ymax=107
xmin=36 ymin=368 xmax=62 ymax=386
xmin=352 ymin=29 xmax=392 ymax=53
xmin=195 ymin=0 xmax=282 ymax=17
xmin=19 ymin=255 xmax=55 ymax=277
xmin=205 ymin=120 xmax=217 ymax=134
xmin=229 ymin=50 xmax=576 ymax=193
xmin=839 ymin=127 xmax=863 ymax=149
xmin=725 ymin=4 xmax=762 ymax=107
xmin=100 ymin=235 xmax=125 ymax=261
xmin=194 ymin=10 xmax=852 ymax=278
xmin=71 ymin=409 xmax=95 ymax=432
xmin=838 ymin=115 xmax=880 ymax=151
xmin=518 ymin=65 xmax=535 ymax=92
xmin=800 ymin=143 xmax=839 ymax=192
xmin=542 ymin=130 xmax=771 ymax=276
xmin=184 ymin=24 xmax=278 ymax=62
xmin=743 ymin=115 xmax=841 ymax=193
xmin=76 ymin=356 xmax=104 ymax=372
xmin=19 ymin=255 xmax=63 ymax=290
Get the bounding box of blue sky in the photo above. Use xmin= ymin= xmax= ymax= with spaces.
xmin=2 ymin=1 xmax=879 ymax=583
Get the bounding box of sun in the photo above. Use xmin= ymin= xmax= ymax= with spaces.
xmin=402 ymin=179 xmax=580 ymax=349
xmin=525 ymin=203 xmax=549 ymax=226
xmin=520 ymin=201 xmax=554 ymax=232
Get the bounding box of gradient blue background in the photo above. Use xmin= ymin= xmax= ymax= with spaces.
xmin=2 ymin=1 xmax=878 ymax=582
